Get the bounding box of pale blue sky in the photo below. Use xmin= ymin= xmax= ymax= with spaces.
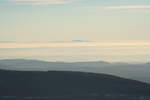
xmin=0 ymin=0 xmax=150 ymax=42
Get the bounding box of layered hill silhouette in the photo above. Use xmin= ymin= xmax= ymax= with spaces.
xmin=0 ymin=59 xmax=150 ymax=83
xmin=0 ymin=69 xmax=150 ymax=100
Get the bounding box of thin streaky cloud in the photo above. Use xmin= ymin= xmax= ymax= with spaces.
xmin=11 ymin=0 xmax=73 ymax=5
xmin=106 ymin=5 xmax=150 ymax=9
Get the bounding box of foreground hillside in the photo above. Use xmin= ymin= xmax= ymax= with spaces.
xmin=0 ymin=70 xmax=150 ymax=100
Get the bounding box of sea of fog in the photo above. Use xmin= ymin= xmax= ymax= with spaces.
xmin=0 ymin=45 xmax=150 ymax=62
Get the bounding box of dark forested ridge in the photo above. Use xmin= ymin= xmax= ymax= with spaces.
xmin=0 ymin=69 xmax=150 ymax=100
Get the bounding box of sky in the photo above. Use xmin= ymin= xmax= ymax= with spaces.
xmin=0 ymin=0 xmax=150 ymax=42
xmin=0 ymin=0 xmax=150 ymax=62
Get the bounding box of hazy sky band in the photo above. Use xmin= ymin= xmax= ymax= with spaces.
xmin=0 ymin=42 xmax=150 ymax=49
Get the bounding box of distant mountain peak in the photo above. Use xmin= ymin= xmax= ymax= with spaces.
xmin=71 ymin=40 xmax=93 ymax=42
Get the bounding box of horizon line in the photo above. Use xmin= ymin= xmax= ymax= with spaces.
xmin=0 ymin=41 xmax=150 ymax=48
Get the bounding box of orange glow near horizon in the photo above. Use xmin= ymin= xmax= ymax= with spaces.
xmin=0 ymin=42 xmax=150 ymax=49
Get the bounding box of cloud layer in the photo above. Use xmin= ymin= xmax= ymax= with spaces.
xmin=12 ymin=0 xmax=72 ymax=5
xmin=106 ymin=5 xmax=150 ymax=9
xmin=0 ymin=42 xmax=150 ymax=49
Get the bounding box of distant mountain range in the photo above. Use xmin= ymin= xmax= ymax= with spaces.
xmin=0 ymin=40 xmax=93 ymax=43
xmin=0 ymin=69 xmax=150 ymax=100
xmin=0 ymin=59 xmax=150 ymax=83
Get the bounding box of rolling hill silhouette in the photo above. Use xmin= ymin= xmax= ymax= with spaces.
xmin=0 ymin=69 xmax=150 ymax=100
xmin=0 ymin=59 xmax=150 ymax=83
